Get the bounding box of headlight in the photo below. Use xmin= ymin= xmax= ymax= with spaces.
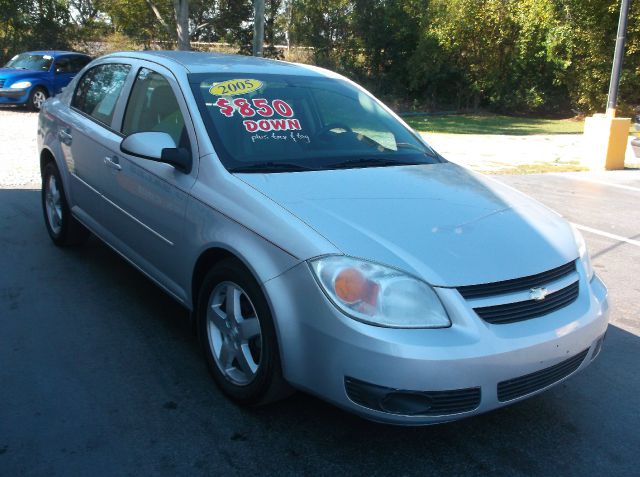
xmin=309 ymin=256 xmax=451 ymax=328
xmin=10 ymin=81 xmax=31 ymax=89
xmin=571 ymin=225 xmax=594 ymax=280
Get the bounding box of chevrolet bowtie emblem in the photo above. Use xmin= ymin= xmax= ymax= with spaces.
xmin=529 ymin=287 xmax=549 ymax=301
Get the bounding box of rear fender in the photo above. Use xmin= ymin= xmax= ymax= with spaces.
xmin=39 ymin=107 xmax=73 ymax=205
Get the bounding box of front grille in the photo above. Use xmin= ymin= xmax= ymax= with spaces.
xmin=345 ymin=377 xmax=481 ymax=416
xmin=473 ymin=280 xmax=579 ymax=324
xmin=0 ymin=79 xmax=5 ymax=88
xmin=497 ymin=349 xmax=589 ymax=401
xmin=458 ymin=261 xmax=576 ymax=299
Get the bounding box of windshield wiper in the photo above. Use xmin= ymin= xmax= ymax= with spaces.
xmin=324 ymin=158 xmax=423 ymax=170
xmin=228 ymin=162 xmax=314 ymax=173
xmin=397 ymin=142 xmax=440 ymax=159
xmin=396 ymin=142 xmax=427 ymax=152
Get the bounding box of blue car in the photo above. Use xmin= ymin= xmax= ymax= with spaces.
xmin=0 ymin=50 xmax=91 ymax=111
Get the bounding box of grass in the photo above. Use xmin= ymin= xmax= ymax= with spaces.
xmin=403 ymin=114 xmax=585 ymax=135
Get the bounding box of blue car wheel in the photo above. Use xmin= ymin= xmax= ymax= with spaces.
xmin=28 ymin=86 xmax=48 ymax=111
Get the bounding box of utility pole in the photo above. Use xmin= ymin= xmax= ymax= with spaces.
xmin=606 ymin=0 xmax=631 ymax=116
xmin=252 ymin=0 xmax=265 ymax=57
xmin=583 ymin=0 xmax=632 ymax=170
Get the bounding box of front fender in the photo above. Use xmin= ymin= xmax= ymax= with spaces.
xmin=183 ymin=196 xmax=302 ymax=303
xmin=183 ymin=198 xmax=304 ymax=367
xmin=30 ymin=78 xmax=53 ymax=96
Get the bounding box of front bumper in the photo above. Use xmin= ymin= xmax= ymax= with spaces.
xmin=265 ymin=262 xmax=609 ymax=425
xmin=0 ymin=88 xmax=29 ymax=104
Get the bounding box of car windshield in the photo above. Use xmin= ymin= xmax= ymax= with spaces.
xmin=190 ymin=73 xmax=442 ymax=172
xmin=5 ymin=53 xmax=53 ymax=71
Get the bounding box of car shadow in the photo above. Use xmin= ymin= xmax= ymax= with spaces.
xmin=1 ymin=187 xmax=638 ymax=476
xmin=0 ymin=105 xmax=35 ymax=114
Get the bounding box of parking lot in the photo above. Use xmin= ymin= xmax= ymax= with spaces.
xmin=1 ymin=109 xmax=639 ymax=476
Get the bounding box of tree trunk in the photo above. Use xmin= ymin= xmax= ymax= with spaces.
xmin=145 ymin=0 xmax=175 ymax=40
xmin=173 ymin=0 xmax=190 ymax=51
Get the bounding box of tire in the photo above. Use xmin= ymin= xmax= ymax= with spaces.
xmin=41 ymin=161 xmax=90 ymax=246
xmin=28 ymin=87 xmax=48 ymax=112
xmin=197 ymin=258 xmax=291 ymax=405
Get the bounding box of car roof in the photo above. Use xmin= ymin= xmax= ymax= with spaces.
xmin=102 ymin=50 xmax=340 ymax=78
xmin=25 ymin=51 xmax=90 ymax=57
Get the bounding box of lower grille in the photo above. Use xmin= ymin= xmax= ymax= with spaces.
xmin=497 ymin=349 xmax=589 ymax=402
xmin=474 ymin=280 xmax=579 ymax=324
xmin=345 ymin=377 xmax=481 ymax=416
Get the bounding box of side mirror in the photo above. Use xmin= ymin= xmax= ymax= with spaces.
xmin=120 ymin=132 xmax=192 ymax=173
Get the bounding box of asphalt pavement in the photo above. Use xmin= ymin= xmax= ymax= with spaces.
xmin=1 ymin=170 xmax=639 ymax=476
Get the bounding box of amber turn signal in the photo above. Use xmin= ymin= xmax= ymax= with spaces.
xmin=335 ymin=268 xmax=379 ymax=307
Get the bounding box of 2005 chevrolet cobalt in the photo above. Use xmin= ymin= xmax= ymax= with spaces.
xmin=37 ymin=51 xmax=608 ymax=424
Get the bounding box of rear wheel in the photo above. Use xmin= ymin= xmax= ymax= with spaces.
xmin=197 ymin=258 xmax=291 ymax=405
xmin=28 ymin=87 xmax=48 ymax=111
xmin=42 ymin=161 xmax=89 ymax=246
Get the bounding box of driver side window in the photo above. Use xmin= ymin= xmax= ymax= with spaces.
xmin=122 ymin=68 xmax=190 ymax=151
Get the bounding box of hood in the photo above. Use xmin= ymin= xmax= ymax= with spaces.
xmin=237 ymin=163 xmax=578 ymax=287
xmin=0 ymin=69 xmax=47 ymax=81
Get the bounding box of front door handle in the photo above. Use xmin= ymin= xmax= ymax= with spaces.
xmin=104 ymin=155 xmax=122 ymax=171
xmin=58 ymin=128 xmax=72 ymax=145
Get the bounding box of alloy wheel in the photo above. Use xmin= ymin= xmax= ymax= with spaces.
xmin=45 ymin=173 xmax=63 ymax=235
xmin=207 ymin=281 xmax=263 ymax=386
xmin=32 ymin=90 xmax=46 ymax=110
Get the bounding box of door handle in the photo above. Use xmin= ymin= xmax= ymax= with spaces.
xmin=58 ymin=128 xmax=72 ymax=144
xmin=104 ymin=155 xmax=122 ymax=171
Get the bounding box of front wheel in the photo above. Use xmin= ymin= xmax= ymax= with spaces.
xmin=42 ymin=162 xmax=89 ymax=246
xmin=197 ymin=258 xmax=291 ymax=405
xmin=28 ymin=87 xmax=48 ymax=111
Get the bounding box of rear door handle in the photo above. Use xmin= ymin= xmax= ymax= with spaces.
xmin=104 ymin=155 xmax=122 ymax=171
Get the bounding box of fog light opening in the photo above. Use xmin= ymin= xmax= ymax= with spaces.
xmin=380 ymin=392 xmax=433 ymax=415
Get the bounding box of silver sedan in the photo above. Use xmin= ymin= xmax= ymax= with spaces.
xmin=37 ymin=51 xmax=608 ymax=424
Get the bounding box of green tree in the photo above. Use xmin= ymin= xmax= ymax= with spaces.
xmin=101 ymin=0 xmax=169 ymax=47
xmin=288 ymin=0 xmax=355 ymax=71
xmin=264 ymin=0 xmax=285 ymax=58
xmin=351 ymin=0 xmax=424 ymax=99
xmin=3 ymin=0 xmax=638 ymax=114
xmin=404 ymin=0 xmax=577 ymax=112
xmin=215 ymin=0 xmax=253 ymax=53
xmin=551 ymin=0 xmax=640 ymax=113
xmin=0 ymin=0 xmax=71 ymax=63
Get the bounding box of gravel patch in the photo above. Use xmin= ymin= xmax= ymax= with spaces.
xmin=423 ymin=132 xmax=640 ymax=172
xmin=0 ymin=109 xmax=40 ymax=188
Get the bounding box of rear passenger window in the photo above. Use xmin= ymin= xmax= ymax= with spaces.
xmin=121 ymin=68 xmax=189 ymax=150
xmin=71 ymin=63 xmax=131 ymax=126
xmin=54 ymin=57 xmax=72 ymax=73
